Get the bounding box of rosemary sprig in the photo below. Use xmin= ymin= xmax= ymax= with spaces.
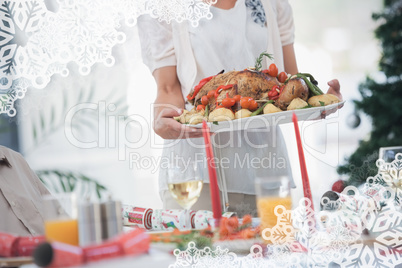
xmin=255 ymin=52 xmax=274 ymax=71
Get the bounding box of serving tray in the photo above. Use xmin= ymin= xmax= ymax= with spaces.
xmin=189 ymin=101 xmax=345 ymax=133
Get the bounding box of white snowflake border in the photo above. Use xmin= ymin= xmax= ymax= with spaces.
xmin=171 ymin=154 xmax=402 ymax=267
xmin=0 ymin=0 xmax=217 ymax=116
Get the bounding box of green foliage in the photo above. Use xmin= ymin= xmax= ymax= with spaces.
xmin=372 ymin=1 xmax=402 ymax=77
xmin=338 ymin=0 xmax=402 ymax=186
xmin=177 ymin=234 xmax=212 ymax=251
xmin=175 ymin=231 xmax=213 ymax=251
xmin=36 ymin=170 xmax=108 ymax=200
xmin=254 ymin=51 xmax=274 ymax=71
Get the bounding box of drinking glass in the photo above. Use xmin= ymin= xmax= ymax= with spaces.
xmin=255 ymin=176 xmax=291 ymax=232
xmin=378 ymin=146 xmax=402 ymax=210
xmin=43 ymin=193 xmax=79 ymax=246
xmin=167 ymin=160 xmax=204 ymax=230
xmin=378 ymin=146 xmax=402 ymax=182
xmin=379 ymin=146 xmax=402 ymax=163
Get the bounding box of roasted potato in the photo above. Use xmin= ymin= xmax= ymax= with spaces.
xmin=287 ymin=98 xmax=308 ymax=110
xmin=208 ymin=108 xmax=235 ymax=122
xmin=174 ymin=109 xmax=205 ymax=124
xmin=173 ymin=109 xmax=189 ymax=124
xmin=184 ymin=111 xmax=196 ymax=122
xmin=308 ymin=94 xmax=340 ymax=107
xmin=235 ymin=109 xmax=252 ymax=119
xmin=263 ymin=103 xmax=282 ymax=114
xmin=188 ymin=114 xmax=204 ymax=125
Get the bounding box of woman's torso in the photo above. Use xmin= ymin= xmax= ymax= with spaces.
xmin=188 ymin=0 xmax=269 ymax=85
xmin=159 ymin=0 xmax=294 ymax=196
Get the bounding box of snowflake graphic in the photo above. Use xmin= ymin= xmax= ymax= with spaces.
xmin=171 ymin=154 xmax=402 ymax=267
xmin=0 ymin=0 xmax=216 ymax=116
xmin=169 ymin=241 xmax=242 ymax=268
xmin=261 ymin=203 xmax=294 ymax=245
xmin=348 ymin=152 xmax=380 ymax=183
xmin=0 ymin=0 xmax=47 ymax=116
xmin=170 ymin=241 xmax=285 ymax=267
xmin=338 ymin=206 xmax=402 ymax=268
xmin=146 ymin=0 xmax=216 ymax=27
xmin=370 ymin=153 xmax=402 ymax=206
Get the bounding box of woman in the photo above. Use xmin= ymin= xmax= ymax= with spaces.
xmin=138 ymin=0 xmax=341 ymax=215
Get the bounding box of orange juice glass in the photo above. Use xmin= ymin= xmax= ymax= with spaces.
xmin=43 ymin=193 xmax=79 ymax=246
xmin=255 ymin=176 xmax=292 ymax=240
xmin=257 ymin=196 xmax=292 ymax=230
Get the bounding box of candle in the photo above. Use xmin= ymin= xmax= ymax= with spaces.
xmin=292 ymin=112 xmax=315 ymax=211
xmin=202 ymin=120 xmax=222 ymax=221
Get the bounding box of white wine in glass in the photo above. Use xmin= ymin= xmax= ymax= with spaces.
xmin=168 ymin=180 xmax=203 ymax=210
xmin=167 ymin=160 xmax=204 ymax=230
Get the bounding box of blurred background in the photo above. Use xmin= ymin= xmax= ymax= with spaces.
xmin=0 ymin=0 xmax=384 ymax=209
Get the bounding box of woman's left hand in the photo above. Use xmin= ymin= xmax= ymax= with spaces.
xmin=326 ymin=79 xmax=342 ymax=101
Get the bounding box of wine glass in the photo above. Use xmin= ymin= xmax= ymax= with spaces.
xmin=167 ymin=159 xmax=204 ymax=230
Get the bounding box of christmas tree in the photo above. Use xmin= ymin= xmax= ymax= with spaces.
xmin=337 ymin=0 xmax=402 ymax=186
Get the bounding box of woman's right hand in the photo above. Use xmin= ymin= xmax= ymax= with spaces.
xmin=152 ymin=66 xmax=206 ymax=139
xmin=154 ymin=107 xmax=204 ymax=139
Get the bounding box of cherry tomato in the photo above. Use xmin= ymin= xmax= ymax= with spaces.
xmin=207 ymin=90 xmax=215 ymax=99
xmin=268 ymin=63 xmax=278 ymax=78
xmin=222 ymin=97 xmax=236 ymax=108
xmin=233 ymin=95 xmax=242 ymax=102
xmin=201 ymin=95 xmax=209 ymax=106
xmin=215 ymin=105 xmax=224 ymax=109
xmin=249 ymin=100 xmax=258 ymax=111
xmin=240 ymin=97 xmax=251 ymax=109
xmin=278 ymin=72 xmax=287 ymax=83
xmin=196 ymin=104 xmax=205 ymax=111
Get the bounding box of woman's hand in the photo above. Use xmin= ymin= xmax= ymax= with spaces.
xmin=154 ymin=107 xmax=204 ymax=139
xmin=152 ymin=66 xmax=205 ymax=139
xmin=326 ymin=79 xmax=342 ymax=101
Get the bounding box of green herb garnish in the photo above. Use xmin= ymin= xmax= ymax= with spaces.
xmin=300 ymin=104 xmax=314 ymax=109
xmin=255 ymin=52 xmax=274 ymax=71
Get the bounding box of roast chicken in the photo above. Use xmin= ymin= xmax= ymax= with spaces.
xmin=187 ymin=69 xmax=308 ymax=112
xmin=175 ymin=68 xmax=340 ymax=125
